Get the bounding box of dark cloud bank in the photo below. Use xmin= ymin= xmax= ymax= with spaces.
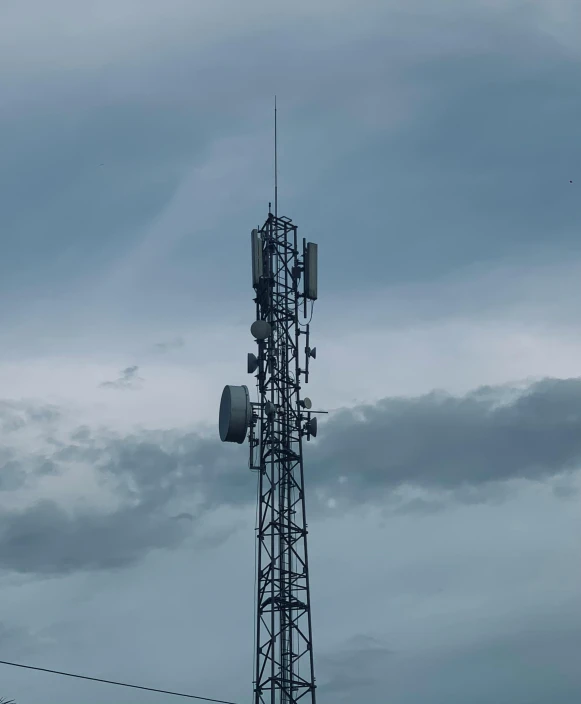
xmin=1 ymin=377 xmax=580 ymax=575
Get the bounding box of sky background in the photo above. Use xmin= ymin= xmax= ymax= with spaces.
xmin=1 ymin=1 xmax=580 ymax=702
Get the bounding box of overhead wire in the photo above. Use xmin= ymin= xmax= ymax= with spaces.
xmin=0 ymin=660 xmax=239 ymax=704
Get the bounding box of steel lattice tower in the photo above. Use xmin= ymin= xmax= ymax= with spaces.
xmin=218 ymin=206 xmax=320 ymax=704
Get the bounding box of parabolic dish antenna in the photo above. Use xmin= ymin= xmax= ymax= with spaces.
xmin=251 ymin=320 xmax=272 ymax=340
xmin=247 ymin=353 xmax=259 ymax=374
xmin=219 ymin=384 xmax=251 ymax=444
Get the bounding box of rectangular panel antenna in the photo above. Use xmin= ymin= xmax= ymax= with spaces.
xmin=251 ymin=229 xmax=263 ymax=287
xmin=304 ymin=242 xmax=318 ymax=300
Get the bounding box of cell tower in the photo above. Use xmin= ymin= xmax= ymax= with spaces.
xmin=218 ymin=103 xmax=321 ymax=704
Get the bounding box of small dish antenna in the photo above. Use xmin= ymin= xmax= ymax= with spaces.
xmin=300 ymin=398 xmax=312 ymax=409
xmin=306 ymin=416 xmax=317 ymax=439
xmin=219 ymin=384 xmax=251 ymax=444
xmin=251 ymin=320 xmax=273 ymax=340
xmin=247 ymin=353 xmax=259 ymax=374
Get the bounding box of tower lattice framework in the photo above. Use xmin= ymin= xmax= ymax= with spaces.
xmin=249 ymin=210 xmax=318 ymax=704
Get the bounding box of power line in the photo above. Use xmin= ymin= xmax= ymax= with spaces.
xmin=0 ymin=659 xmax=239 ymax=704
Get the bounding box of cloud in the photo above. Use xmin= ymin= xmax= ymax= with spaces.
xmin=317 ymin=610 xmax=581 ymax=703
xmin=552 ymin=478 xmax=579 ymax=500
xmin=152 ymin=337 xmax=185 ymax=353
xmin=1 ymin=376 xmax=581 ymax=576
xmin=310 ymin=377 xmax=581 ymax=505
xmin=0 ymin=400 xmax=60 ymax=431
xmin=5 ymin=0 xmax=581 ymax=329
xmin=0 ymin=499 xmax=191 ymax=575
xmin=0 ymin=417 xmax=226 ymax=574
xmin=99 ymin=365 xmax=143 ymax=390
xmin=0 ymin=457 xmax=27 ymax=492
xmin=0 ymin=443 xmax=577 ymax=704
xmin=1 ymin=2 xmax=580 ymax=703
xmin=318 ymin=635 xmax=393 ymax=695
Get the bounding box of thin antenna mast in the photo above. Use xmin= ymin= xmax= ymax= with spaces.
xmin=274 ymin=96 xmax=278 ymax=219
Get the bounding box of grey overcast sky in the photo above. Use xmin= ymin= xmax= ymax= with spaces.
xmin=1 ymin=1 xmax=580 ymax=703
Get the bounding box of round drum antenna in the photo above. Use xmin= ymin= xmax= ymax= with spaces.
xmin=219 ymin=385 xmax=251 ymax=444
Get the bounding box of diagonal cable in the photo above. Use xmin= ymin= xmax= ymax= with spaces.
xmin=0 ymin=659 xmax=239 ymax=704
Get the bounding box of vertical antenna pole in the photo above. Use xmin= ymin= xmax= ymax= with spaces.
xmin=274 ymin=96 xmax=278 ymax=220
